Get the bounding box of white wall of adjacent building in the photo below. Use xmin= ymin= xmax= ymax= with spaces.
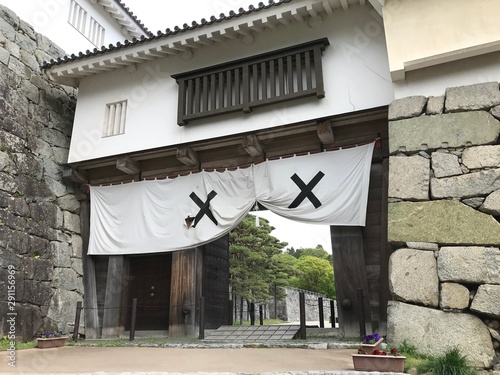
xmin=68 ymin=5 xmax=394 ymax=163
xmin=383 ymin=0 xmax=500 ymax=98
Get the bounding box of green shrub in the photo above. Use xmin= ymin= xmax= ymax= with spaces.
xmin=417 ymin=347 xmax=477 ymax=375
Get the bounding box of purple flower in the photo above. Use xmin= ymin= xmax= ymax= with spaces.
xmin=362 ymin=332 xmax=381 ymax=344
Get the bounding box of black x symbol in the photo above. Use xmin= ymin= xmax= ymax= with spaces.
xmin=288 ymin=172 xmax=325 ymax=209
xmin=190 ymin=190 xmax=218 ymax=227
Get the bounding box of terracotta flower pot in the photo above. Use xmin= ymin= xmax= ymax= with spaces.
xmin=360 ymin=337 xmax=384 ymax=353
xmin=36 ymin=336 xmax=67 ymax=349
xmin=352 ymin=353 xmax=406 ymax=372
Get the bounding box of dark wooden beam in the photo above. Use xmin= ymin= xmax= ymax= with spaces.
xmin=176 ymin=146 xmax=199 ymax=166
xmin=79 ymin=194 xmax=99 ymax=339
xmin=169 ymin=248 xmax=202 ymax=337
xmin=62 ymin=168 xmax=88 ymax=184
xmin=317 ymin=121 xmax=335 ymax=145
xmin=242 ymin=134 xmax=264 ymax=156
xmin=331 ymin=226 xmax=372 ymax=337
xmin=116 ymin=156 xmax=141 ymax=175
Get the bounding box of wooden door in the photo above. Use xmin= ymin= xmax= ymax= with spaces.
xmin=126 ymin=254 xmax=172 ymax=331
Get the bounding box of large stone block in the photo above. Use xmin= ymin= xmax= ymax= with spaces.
xmin=389 ymin=248 xmax=439 ymax=307
xmin=389 ymin=111 xmax=500 ymax=154
xmin=388 ymin=95 xmax=427 ymax=120
xmin=47 ymin=288 xmax=82 ymax=333
xmin=52 ymin=267 xmax=82 ymax=292
xmin=431 ymin=152 xmax=462 ymax=178
xmin=431 ymin=168 xmax=500 ymax=199
xmin=462 ymin=145 xmax=500 ymax=169
xmin=23 ymin=280 xmax=52 ymax=306
xmin=480 ymin=189 xmax=500 ymax=215
xmin=389 ymin=155 xmax=430 ymax=200
xmin=387 ymin=301 xmax=495 ymax=368
xmin=63 ymin=211 xmax=81 ymax=234
xmin=445 ymin=82 xmax=500 ymax=112
xmin=426 ymin=96 xmax=445 ymax=115
xmin=438 ymin=247 xmax=500 ymax=284
xmin=50 ymin=241 xmax=71 ymax=268
xmin=470 ymin=285 xmax=500 ymax=318
xmin=0 ymin=302 xmax=42 ymax=341
xmin=388 ymin=201 xmax=500 ymax=245
xmin=440 ymin=283 xmax=470 ymax=310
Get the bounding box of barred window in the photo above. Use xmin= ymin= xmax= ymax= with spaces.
xmin=68 ymin=0 xmax=106 ymax=47
xmin=68 ymin=0 xmax=87 ymax=36
xmin=88 ymin=17 xmax=105 ymax=47
xmin=102 ymin=100 xmax=127 ymax=137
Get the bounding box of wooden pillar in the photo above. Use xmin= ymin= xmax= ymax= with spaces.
xmin=79 ymin=193 xmax=99 ymax=339
xmin=169 ymin=248 xmax=202 ymax=338
xmin=331 ymin=226 xmax=372 ymax=337
xmin=378 ymin=158 xmax=390 ymax=335
xmin=102 ymin=255 xmax=126 ymax=338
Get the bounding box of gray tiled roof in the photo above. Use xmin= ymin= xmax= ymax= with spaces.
xmin=41 ymin=0 xmax=291 ymax=70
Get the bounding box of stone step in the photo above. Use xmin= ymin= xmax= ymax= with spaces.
xmin=203 ymin=324 xmax=301 ymax=342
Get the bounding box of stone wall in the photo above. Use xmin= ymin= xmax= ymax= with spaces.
xmin=387 ymin=82 xmax=500 ymax=370
xmin=0 ymin=5 xmax=81 ymax=341
xmin=283 ymin=287 xmax=336 ymax=324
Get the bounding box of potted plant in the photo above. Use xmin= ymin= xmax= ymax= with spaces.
xmin=36 ymin=331 xmax=68 ymax=349
xmin=352 ymin=347 xmax=406 ymax=372
xmin=360 ymin=332 xmax=384 ymax=353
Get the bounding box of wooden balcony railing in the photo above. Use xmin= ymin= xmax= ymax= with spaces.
xmin=172 ymin=38 xmax=330 ymax=125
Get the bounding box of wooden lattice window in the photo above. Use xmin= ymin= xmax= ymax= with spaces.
xmin=172 ymin=38 xmax=329 ymax=125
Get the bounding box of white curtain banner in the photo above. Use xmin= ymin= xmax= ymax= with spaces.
xmin=88 ymin=142 xmax=374 ymax=255
xmin=255 ymin=142 xmax=374 ymax=225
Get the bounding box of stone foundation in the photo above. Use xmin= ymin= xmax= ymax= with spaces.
xmin=387 ymin=82 xmax=500 ymax=369
xmin=0 ymin=5 xmax=80 ymax=341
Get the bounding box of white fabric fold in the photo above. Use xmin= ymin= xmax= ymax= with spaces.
xmin=88 ymin=142 xmax=374 ymax=255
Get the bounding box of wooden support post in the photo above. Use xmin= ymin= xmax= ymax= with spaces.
xmin=79 ymin=194 xmax=99 ymax=339
xmin=169 ymin=248 xmax=202 ymax=337
xmin=102 ymin=256 xmax=126 ymax=338
xmin=199 ymin=296 xmax=205 ymax=339
xmin=357 ymin=288 xmax=366 ymax=337
xmin=378 ymin=158 xmax=390 ymax=335
xmin=331 ymin=226 xmax=372 ymax=337
xmin=250 ymin=302 xmax=255 ymax=325
xmin=318 ymin=297 xmax=324 ymax=328
xmin=73 ymin=301 xmax=82 ymax=341
xmin=228 ymin=300 xmax=233 ymax=325
xmin=330 ymin=299 xmax=336 ymax=328
xmin=299 ymin=291 xmax=306 ymax=340
xmin=259 ymin=305 xmax=263 ymax=325
xmin=129 ymin=298 xmax=137 ymax=341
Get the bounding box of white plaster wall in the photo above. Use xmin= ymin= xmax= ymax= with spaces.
xmin=69 ymin=5 xmax=394 ymax=163
xmin=1 ymin=0 xmax=135 ymax=54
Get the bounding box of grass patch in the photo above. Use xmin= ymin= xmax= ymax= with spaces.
xmin=417 ymin=347 xmax=477 ymax=375
xmin=0 ymin=336 xmax=37 ymax=350
xmin=396 ymin=340 xmax=432 ymax=373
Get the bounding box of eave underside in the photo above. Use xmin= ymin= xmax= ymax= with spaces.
xmin=65 ymin=107 xmax=388 ymax=186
